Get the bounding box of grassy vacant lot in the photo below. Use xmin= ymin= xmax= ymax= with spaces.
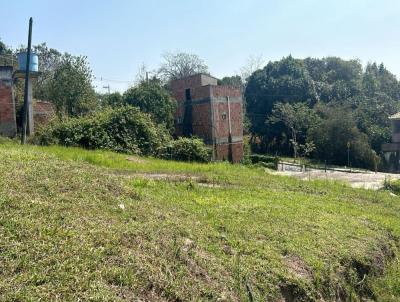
xmin=0 ymin=142 xmax=399 ymax=301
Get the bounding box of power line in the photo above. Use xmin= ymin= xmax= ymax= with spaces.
xmin=94 ymin=76 xmax=133 ymax=84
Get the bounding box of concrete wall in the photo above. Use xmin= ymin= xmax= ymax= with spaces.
xmin=391 ymin=119 xmax=400 ymax=143
xmin=170 ymin=74 xmax=217 ymax=92
xmin=0 ymin=66 xmax=16 ymax=137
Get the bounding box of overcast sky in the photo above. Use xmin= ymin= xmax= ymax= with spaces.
xmin=2 ymin=0 xmax=400 ymax=92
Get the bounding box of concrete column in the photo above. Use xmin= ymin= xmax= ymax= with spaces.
xmin=27 ymin=77 xmax=34 ymax=135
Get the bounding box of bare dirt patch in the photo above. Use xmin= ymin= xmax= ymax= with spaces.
xmin=125 ymin=156 xmax=147 ymax=164
xmin=283 ymin=255 xmax=312 ymax=281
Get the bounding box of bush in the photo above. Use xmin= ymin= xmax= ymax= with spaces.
xmin=384 ymin=179 xmax=400 ymax=195
xmin=249 ymin=154 xmax=280 ymax=170
xmin=160 ymin=137 xmax=211 ymax=163
xmin=35 ymin=106 xmax=171 ymax=156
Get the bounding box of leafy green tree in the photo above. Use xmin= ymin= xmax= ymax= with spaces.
xmin=101 ymin=92 xmax=124 ymax=108
xmin=308 ymin=105 xmax=378 ymax=169
xmin=31 ymin=43 xmax=63 ymax=100
xmin=123 ymin=79 xmax=177 ymax=131
xmin=304 ymin=57 xmax=363 ymax=103
xmin=48 ymin=55 xmax=97 ymax=116
xmin=245 ymin=56 xmax=318 ymax=148
xmin=269 ymin=102 xmax=319 ymax=158
xmin=218 ymin=75 xmax=243 ymax=90
xmin=0 ymin=38 xmax=13 ymax=65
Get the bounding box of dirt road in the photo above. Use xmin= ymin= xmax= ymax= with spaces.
xmin=275 ymin=163 xmax=400 ymax=190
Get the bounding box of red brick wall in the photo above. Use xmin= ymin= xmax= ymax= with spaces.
xmin=0 ymin=80 xmax=16 ymax=136
xmin=173 ymin=85 xmax=212 ymax=140
xmin=212 ymin=100 xmax=243 ymax=140
xmin=170 ymin=75 xmax=244 ymax=162
xmin=33 ymin=100 xmax=55 ymax=129
xmin=213 ymin=102 xmax=230 ymax=139
xmin=212 ymin=85 xmax=242 ymax=98
xmin=215 ymin=142 xmax=244 ymax=163
xmin=0 ymin=84 xmax=13 ymax=122
xmin=171 ymin=75 xmax=203 ymax=93
xmin=192 ymin=102 xmax=212 ymax=142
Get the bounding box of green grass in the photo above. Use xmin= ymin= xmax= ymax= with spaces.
xmin=0 ymin=142 xmax=399 ymax=301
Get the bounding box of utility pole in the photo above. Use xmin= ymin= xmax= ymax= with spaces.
xmin=21 ymin=17 xmax=33 ymax=145
xmin=103 ymin=84 xmax=110 ymax=94
xmin=347 ymin=141 xmax=350 ymax=170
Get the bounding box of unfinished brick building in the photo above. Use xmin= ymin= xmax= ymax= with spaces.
xmin=0 ymin=66 xmax=17 ymax=137
xmin=0 ymin=64 xmax=55 ymax=137
xmin=171 ymin=74 xmax=243 ymax=162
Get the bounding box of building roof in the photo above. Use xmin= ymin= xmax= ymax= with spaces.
xmin=176 ymin=73 xmax=219 ymax=81
xmin=389 ymin=112 xmax=400 ymax=120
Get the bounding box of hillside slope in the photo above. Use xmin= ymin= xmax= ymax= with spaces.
xmin=0 ymin=143 xmax=399 ymax=301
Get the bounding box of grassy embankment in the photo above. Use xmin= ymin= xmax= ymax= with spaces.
xmin=0 ymin=141 xmax=399 ymax=301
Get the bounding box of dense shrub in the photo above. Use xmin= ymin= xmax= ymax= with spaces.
xmin=249 ymin=154 xmax=280 ymax=170
xmin=308 ymin=107 xmax=380 ymax=170
xmin=384 ymin=179 xmax=400 ymax=195
xmin=160 ymin=137 xmax=211 ymax=162
xmin=123 ymin=80 xmax=177 ymax=132
xmin=35 ymin=106 xmax=171 ymax=155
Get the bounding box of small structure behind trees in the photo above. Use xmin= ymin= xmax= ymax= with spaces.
xmin=382 ymin=113 xmax=400 ymax=172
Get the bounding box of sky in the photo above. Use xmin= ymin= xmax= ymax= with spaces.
xmin=2 ymin=0 xmax=400 ymax=93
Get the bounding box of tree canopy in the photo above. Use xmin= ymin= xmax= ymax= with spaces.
xmin=245 ymin=55 xmax=400 ymax=168
xmin=48 ymin=54 xmax=97 ymax=116
xmin=123 ymin=79 xmax=177 ymax=132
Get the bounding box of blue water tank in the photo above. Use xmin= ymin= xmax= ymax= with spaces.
xmin=17 ymin=52 xmax=39 ymax=72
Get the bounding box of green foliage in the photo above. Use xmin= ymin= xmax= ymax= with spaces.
xmin=218 ymin=75 xmax=243 ymax=90
xmin=245 ymin=56 xmax=318 ymax=140
xmin=245 ymin=55 xmax=400 ymax=169
xmin=31 ymin=43 xmax=63 ymax=100
xmin=160 ymin=137 xmax=211 ymax=162
xmin=304 ymin=57 xmax=363 ymax=102
xmin=123 ymin=79 xmax=177 ymax=131
xmin=35 ymin=106 xmax=171 ymax=156
xmin=47 ymin=54 xmax=97 ymax=116
xmin=249 ymin=154 xmax=279 ymax=169
xmin=384 ymin=179 xmax=400 ymax=195
xmin=269 ymin=102 xmax=319 ymax=157
xmin=100 ymin=92 xmax=124 ymax=108
xmin=308 ymin=105 xmax=379 ymax=169
xmin=0 ymin=38 xmax=13 ymax=65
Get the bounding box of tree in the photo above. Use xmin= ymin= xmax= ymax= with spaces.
xmin=123 ymin=78 xmax=177 ymax=131
xmin=218 ymin=75 xmax=243 ymax=90
xmin=158 ymin=52 xmax=209 ymax=82
xmin=269 ymin=102 xmax=319 ymax=158
xmin=245 ymin=56 xmax=318 ymax=148
xmin=0 ymin=38 xmax=13 ymax=66
xmin=308 ymin=105 xmax=378 ymax=169
xmin=31 ymin=43 xmax=63 ymax=100
xmin=304 ymin=57 xmax=363 ymax=103
xmin=101 ymin=92 xmax=124 ymax=108
xmin=48 ymin=55 xmax=97 ymax=116
xmin=240 ymin=54 xmax=265 ymax=83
